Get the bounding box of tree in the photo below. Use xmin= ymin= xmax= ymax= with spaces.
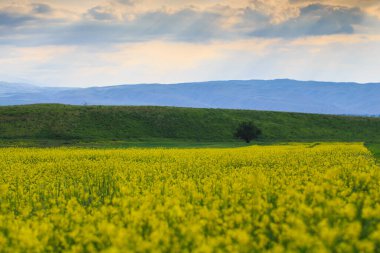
xmin=234 ymin=121 xmax=262 ymax=143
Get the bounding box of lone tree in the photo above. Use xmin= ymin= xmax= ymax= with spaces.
xmin=234 ymin=121 xmax=262 ymax=143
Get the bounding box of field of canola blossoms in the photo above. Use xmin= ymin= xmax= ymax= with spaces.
xmin=0 ymin=143 xmax=380 ymax=252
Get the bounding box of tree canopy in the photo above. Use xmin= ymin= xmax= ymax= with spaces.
xmin=234 ymin=121 xmax=262 ymax=143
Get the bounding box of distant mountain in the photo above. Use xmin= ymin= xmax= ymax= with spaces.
xmin=0 ymin=82 xmax=41 ymax=94
xmin=0 ymin=79 xmax=379 ymax=115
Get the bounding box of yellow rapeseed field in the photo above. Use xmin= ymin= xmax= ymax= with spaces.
xmin=0 ymin=143 xmax=379 ymax=252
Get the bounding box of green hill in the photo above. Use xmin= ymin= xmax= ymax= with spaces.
xmin=0 ymin=104 xmax=379 ymax=147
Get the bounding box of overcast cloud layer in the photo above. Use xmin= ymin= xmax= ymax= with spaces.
xmin=0 ymin=0 xmax=380 ymax=86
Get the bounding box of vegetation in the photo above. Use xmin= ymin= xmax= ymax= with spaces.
xmin=0 ymin=143 xmax=379 ymax=252
xmin=0 ymin=104 xmax=380 ymax=146
xmin=234 ymin=121 xmax=262 ymax=143
xmin=366 ymin=143 xmax=380 ymax=163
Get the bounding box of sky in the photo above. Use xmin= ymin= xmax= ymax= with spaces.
xmin=0 ymin=0 xmax=380 ymax=87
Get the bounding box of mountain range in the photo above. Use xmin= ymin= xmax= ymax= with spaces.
xmin=0 ymin=79 xmax=379 ymax=115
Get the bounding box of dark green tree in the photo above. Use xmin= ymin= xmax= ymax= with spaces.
xmin=234 ymin=121 xmax=262 ymax=143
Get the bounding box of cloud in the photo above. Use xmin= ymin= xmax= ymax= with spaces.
xmin=0 ymin=2 xmax=58 ymax=31
xmin=0 ymin=10 xmax=36 ymax=27
xmin=0 ymin=0 xmax=379 ymax=47
xmin=1 ymin=1 xmax=380 ymax=86
xmin=250 ymin=4 xmax=365 ymax=38
xmin=249 ymin=0 xmax=299 ymax=24
xmin=2 ymin=35 xmax=380 ymax=86
xmin=131 ymin=9 xmax=225 ymax=42
xmin=116 ymin=0 xmax=135 ymax=6
xmin=85 ymin=6 xmax=118 ymax=21
xmin=289 ymin=0 xmax=380 ymax=19
xmin=0 ymin=7 xmax=227 ymax=46
xmin=32 ymin=3 xmax=53 ymax=14
xmin=290 ymin=0 xmax=379 ymax=8
xmin=234 ymin=7 xmax=270 ymax=35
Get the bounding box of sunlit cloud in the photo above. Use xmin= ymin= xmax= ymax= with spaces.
xmin=0 ymin=0 xmax=379 ymax=85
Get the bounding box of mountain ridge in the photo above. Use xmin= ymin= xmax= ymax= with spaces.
xmin=1 ymin=79 xmax=379 ymax=116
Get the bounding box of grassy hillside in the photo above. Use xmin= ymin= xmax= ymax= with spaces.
xmin=366 ymin=143 xmax=380 ymax=163
xmin=0 ymin=104 xmax=379 ymax=146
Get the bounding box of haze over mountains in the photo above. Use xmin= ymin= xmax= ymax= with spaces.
xmin=0 ymin=79 xmax=379 ymax=116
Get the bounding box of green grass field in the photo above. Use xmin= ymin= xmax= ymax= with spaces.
xmin=366 ymin=143 xmax=380 ymax=162
xmin=0 ymin=138 xmax=253 ymax=148
xmin=0 ymin=104 xmax=379 ymax=146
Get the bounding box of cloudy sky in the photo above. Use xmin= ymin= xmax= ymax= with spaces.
xmin=1 ymin=0 xmax=380 ymax=87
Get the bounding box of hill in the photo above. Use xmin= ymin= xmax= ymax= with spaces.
xmin=0 ymin=104 xmax=379 ymax=147
xmin=1 ymin=79 xmax=380 ymax=115
xmin=0 ymin=82 xmax=40 ymax=94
